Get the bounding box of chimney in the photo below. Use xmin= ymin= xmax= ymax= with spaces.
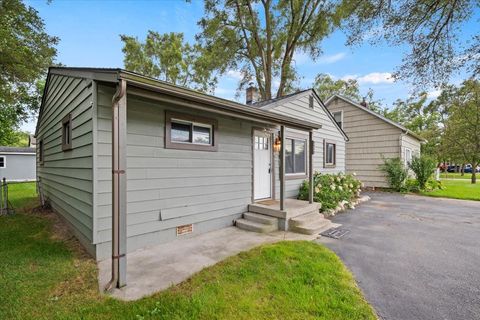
xmin=246 ymin=83 xmax=259 ymax=105
xmin=360 ymin=97 xmax=368 ymax=108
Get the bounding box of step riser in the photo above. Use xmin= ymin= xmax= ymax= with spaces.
xmin=289 ymin=213 xmax=326 ymax=227
xmin=243 ymin=212 xmax=278 ymax=225
xmin=291 ymin=221 xmax=332 ymax=235
xmin=248 ymin=204 xmax=320 ymax=219
xmin=236 ymin=219 xmax=278 ymax=233
xmin=248 ymin=205 xmax=285 ymax=218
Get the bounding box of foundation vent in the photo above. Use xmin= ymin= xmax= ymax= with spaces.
xmin=176 ymin=224 xmax=193 ymax=236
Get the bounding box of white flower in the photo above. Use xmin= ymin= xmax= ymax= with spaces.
xmin=352 ymin=172 xmax=357 ymax=176
xmin=315 ymin=187 xmax=320 ymax=193
xmin=338 ymin=186 xmax=343 ymax=191
xmin=330 ymin=185 xmax=336 ymax=190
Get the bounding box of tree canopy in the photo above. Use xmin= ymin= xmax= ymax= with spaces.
xmin=120 ymin=31 xmax=217 ymax=92
xmin=343 ymin=0 xmax=479 ymax=88
xmin=196 ymin=0 xmax=351 ymax=100
xmin=0 ymin=0 xmax=58 ymax=145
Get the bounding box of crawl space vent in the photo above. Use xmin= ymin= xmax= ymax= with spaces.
xmin=176 ymin=224 xmax=193 ymax=236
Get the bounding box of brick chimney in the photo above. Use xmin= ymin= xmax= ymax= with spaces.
xmin=246 ymin=83 xmax=260 ymax=105
xmin=360 ymin=97 xmax=368 ymax=108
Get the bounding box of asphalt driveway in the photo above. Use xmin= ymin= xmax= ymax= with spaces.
xmin=317 ymin=192 xmax=480 ymax=320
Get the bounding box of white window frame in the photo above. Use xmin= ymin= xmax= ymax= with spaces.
xmin=324 ymin=140 xmax=336 ymax=167
xmin=0 ymin=156 xmax=5 ymax=168
xmin=333 ymin=111 xmax=343 ymax=129
xmin=405 ymin=148 xmax=412 ymax=167
xmin=285 ymin=137 xmax=307 ymax=177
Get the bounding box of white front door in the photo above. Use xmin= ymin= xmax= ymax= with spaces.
xmin=253 ymin=131 xmax=272 ymax=200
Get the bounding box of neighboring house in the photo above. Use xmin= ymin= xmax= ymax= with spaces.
xmin=325 ymin=94 xmax=424 ymax=187
xmin=35 ymin=67 xmax=344 ymax=272
xmin=253 ymin=89 xmax=348 ymax=198
xmin=0 ymin=147 xmax=36 ymax=182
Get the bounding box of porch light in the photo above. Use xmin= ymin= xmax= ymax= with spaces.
xmin=273 ymin=133 xmax=281 ymax=154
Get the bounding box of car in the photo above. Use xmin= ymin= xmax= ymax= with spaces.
xmin=464 ymin=164 xmax=480 ymax=173
xmin=447 ymin=165 xmax=459 ymax=173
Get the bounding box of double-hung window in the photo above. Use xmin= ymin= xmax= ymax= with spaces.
xmin=285 ymin=138 xmax=306 ymax=177
xmin=166 ymin=112 xmax=218 ymax=151
xmin=333 ymin=111 xmax=343 ymax=129
xmin=405 ymin=148 xmax=412 ymax=167
xmin=324 ymin=140 xmax=336 ymax=167
xmin=0 ymin=156 xmax=5 ymax=168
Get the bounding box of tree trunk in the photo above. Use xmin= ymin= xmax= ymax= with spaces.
xmin=460 ymin=163 xmax=464 ymax=175
xmin=472 ymin=162 xmax=478 ymax=184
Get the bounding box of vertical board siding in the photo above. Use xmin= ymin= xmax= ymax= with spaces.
xmin=266 ymin=93 xmax=347 ymax=199
xmin=326 ymin=97 xmax=403 ymax=187
xmin=36 ymin=74 xmax=94 ymax=253
xmin=95 ymin=84 xmax=256 ymax=258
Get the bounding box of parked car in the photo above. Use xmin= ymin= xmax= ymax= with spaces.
xmin=447 ymin=165 xmax=459 ymax=173
xmin=464 ymin=164 xmax=480 ymax=173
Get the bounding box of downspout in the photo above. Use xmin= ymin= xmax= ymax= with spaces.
xmin=105 ymin=78 xmax=127 ymax=291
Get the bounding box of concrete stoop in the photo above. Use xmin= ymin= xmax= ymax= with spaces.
xmin=235 ymin=212 xmax=279 ymax=233
xmin=289 ymin=212 xmax=332 ymax=235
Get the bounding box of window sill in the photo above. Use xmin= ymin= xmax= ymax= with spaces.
xmin=285 ymin=173 xmax=307 ymax=180
xmin=165 ymin=141 xmax=218 ymax=152
xmin=324 ymin=164 xmax=336 ymax=168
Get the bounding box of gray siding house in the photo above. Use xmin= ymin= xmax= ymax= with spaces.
xmin=0 ymin=147 xmax=36 ymax=182
xmin=325 ymin=94 xmax=424 ymax=187
xmin=36 ymin=67 xmax=346 ymax=288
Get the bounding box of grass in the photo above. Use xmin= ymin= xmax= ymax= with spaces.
xmin=1 ymin=182 xmax=376 ymax=320
xmin=420 ymin=179 xmax=480 ymax=201
xmin=440 ymin=172 xmax=476 ymax=180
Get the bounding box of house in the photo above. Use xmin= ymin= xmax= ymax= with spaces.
xmin=252 ymin=88 xmax=348 ymax=198
xmin=325 ymin=94 xmax=424 ymax=188
xmin=35 ymin=67 xmax=345 ymax=288
xmin=0 ymin=146 xmax=36 ymax=182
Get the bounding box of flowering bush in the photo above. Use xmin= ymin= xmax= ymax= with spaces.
xmin=298 ymin=172 xmax=363 ymax=212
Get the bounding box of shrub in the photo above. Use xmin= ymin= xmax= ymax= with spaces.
xmin=380 ymin=157 xmax=408 ymax=191
xmin=408 ymin=155 xmax=436 ymax=190
xmin=298 ymin=172 xmax=362 ymax=212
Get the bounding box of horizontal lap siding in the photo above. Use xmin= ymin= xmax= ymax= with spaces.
xmin=36 ymin=74 xmax=94 ymax=254
xmin=267 ymin=93 xmax=346 ymax=199
xmin=327 ymin=97 xmax=402 ymax=187
xmin=95 ymin=85 xmax=254 ymax=256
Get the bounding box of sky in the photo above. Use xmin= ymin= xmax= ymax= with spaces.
xmin=21 ymin=0 xmax=479 ymax=133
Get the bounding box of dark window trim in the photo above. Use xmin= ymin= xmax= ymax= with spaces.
xmin=165 ymin=111 xmax=218 ymax=152
xmin=0 ymin=156 xmax=5 ymax=168
xmin=39 ymin=138 xmax=44 ymax=165
xmin=285 ymin=136 xmax=307 ymax=179
xmin=323 ymin=139 xmax=336 ymax=168
xmin=61 ymin=113 xmax=73 ymax=151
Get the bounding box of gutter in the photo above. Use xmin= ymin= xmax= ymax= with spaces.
xmin=105 ymin=78 xmax=127 ymax=291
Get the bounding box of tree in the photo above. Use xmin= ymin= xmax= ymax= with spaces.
xmin=121 ymin=31 xmax=217 ymax=92
xmin=0 ymin=0 xmax=58 ymax=143
xmin=343 ymin=0 xmax=479 ymax=88
xmin=313 ymin=73 xmax=383 ymax=112
xmin=197 ymin=0 xmax=351 ymax=100
xmin=313 ymin=73 xmax=362 ymax=102
xmin=384 ymin=94 xmax=442 ymax=157
xmin=441 ymin=80 xmax=480 ymax=184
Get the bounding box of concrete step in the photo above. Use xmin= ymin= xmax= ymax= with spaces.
xmin=290 ymin=218 xmax=332 ymax=235
xmin=236 ymin=218 xmax=278 ymax=233
xmin=243 ymin=212 xmax=278 ymax=225
xmin=289 ymin=212 xmax=326 ymax=228
xmin=248 ymin=201 xmax=321 ymax=219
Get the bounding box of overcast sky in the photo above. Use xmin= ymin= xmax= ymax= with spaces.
xmin=22 ymin=0 xmax=478 ymax=133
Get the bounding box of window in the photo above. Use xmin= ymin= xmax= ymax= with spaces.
xmin=324 ymin=140 xmax=336 ymax=167
xmin=255 ymin=136 xmax=269 ymax=150
xmin=166 ymin=111 xmax=218 ymax=151
xmin=333 ymin=111 xmax=343 ymax=129
xmin=0 ymin=156 xmax=5 ymax=168
xmin=39 ymin=139 xmax=44 ymax=164
xmin=62 ymin=114 xmax=72 ymax=151
xmin=405 ymin=148 xmax=412 ymax=166
xmin=285 ymin=138 xmax=306 ymax=175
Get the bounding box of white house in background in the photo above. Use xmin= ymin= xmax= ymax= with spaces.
xmin=325 ymin=94 xmax=424 ymax=188
xmin=0 ymin=147 xmax=36 ymax=182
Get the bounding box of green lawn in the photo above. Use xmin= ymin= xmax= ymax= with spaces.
xmin=1 ymin=182 xmax=376 ymax=320
xmin=420 ymin=179 xmax=480 ymax=201
xmin=440 ymin=172 xmax=476 ymax=180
